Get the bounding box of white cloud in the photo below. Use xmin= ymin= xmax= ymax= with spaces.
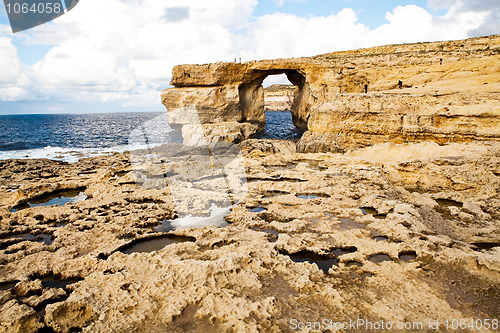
xmin=0 ymin=2 xmax=7 ymax=19
xmin=163 ymin=6 xmax=190 ymax=23
xmin=428 ymin=0 xmax=458 ymax=10
xmin=429 ymin=0 xmax=499 ymax=11
xmin=0 ymin=38 xmax=21 ymax=84
xmin=470 ymin=10 xmax=499 ymax=36
xmin=0 ymin=25 xmax=27 ymax=101
xmin=239 ymin=8 xmax=369 ymax=60
xmin=1 ymin=1 xmax=498 ymax=109
xmin=19 ymin=0 xmax=257 ymax=108
xmin=238 ymin=4 xmax=495 ymax=60
xmin=427 ymin=0 xmax=500 ymax=37
xmin=367 ymin=5 xmax=480 ymax=45
xmin=262 ymin=73 xmax=290 ymax=87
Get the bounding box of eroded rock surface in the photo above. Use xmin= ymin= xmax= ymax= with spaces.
xmin=0 ymin=140 xmax=499 ymax=332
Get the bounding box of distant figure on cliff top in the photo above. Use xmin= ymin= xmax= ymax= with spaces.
xmin=398 ymin=80 xmax=403 ymax=89
xmin=364 ymin=84 xmax=368 ymax=93
xmin=440 ymin=58 xmax=443 ymax=65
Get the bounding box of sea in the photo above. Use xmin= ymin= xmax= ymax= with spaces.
xmin=0 ymin=111 xmax=302 ymax=162
xmin=254 ymin=110 xmax=304 ymax=141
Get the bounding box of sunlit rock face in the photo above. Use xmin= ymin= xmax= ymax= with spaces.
xmin=263 ymin=85 xmax=296 ymax=112
xmin=162 ymin=34 xmax=500 ymax=150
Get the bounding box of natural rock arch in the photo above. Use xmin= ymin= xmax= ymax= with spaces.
xmin=162 ymin=35 xmax=500 ymax=150
xmin=238 ymin=69 xmax=309 ymax=132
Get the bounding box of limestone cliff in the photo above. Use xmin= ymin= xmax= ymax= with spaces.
xmin=161 ymin=35 xmax=500 ymax=150
xmin=264 ymin=84 xmax=295 ymax=111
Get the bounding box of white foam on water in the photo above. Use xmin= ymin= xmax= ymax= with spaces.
xmin=0 ymin=142 xmax=167 ymax=163
xmin=0 ymin=113 xmax=176 ymax=162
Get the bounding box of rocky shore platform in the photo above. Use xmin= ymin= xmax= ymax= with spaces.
xmin=0 ymin=139 xmax=499 ymax=332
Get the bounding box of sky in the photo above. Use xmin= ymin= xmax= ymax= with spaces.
xmin=0 ymin=0 xmax=498 ymax=115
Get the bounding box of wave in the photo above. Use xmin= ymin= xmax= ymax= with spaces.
xmin=0 ymin=142 xmax=171 ymax=163
xmin=0 ymin=112 xmax=179 ymax=162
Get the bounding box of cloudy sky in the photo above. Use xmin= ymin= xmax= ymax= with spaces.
xmin=0 ymin=0 xmax=498 ymax=114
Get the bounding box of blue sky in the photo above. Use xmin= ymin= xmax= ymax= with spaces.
xmin=0 ymin=0 xmax=498 ymax=114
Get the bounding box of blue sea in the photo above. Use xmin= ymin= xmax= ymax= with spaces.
xmin=256 ymin=111 xmax=304 ymax=141
xmin=0 ymin=111 xmax=301 ymax=162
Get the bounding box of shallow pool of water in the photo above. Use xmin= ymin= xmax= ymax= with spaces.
xmin=40 ymin=276 xmax=82 ymax=290
xmin=282 ymin=247 xmax=357 ymax=274
xmin=368 ymin=253 xmax=392 ymax=263
xmin=120 ymin=235 xmax=196 ymax=254
xmin=247 ymin=205 xmax=267 ymax=213
xmin=11 ymin=189 xmax=87 ymax=212
xmin=296 ymin=193 xmax=330 ymax=199
xmin=471 ymin=242 xmax=499 ymax=251
xmin=10 ymin=233 xmax=53 ymax=245
xmin=399 ymin=251 xmax=417 ymax=262
xmin=287 ymin=251 xmax=338 ymax=274
xmin=154 ymin=205 xmax=230 ymax=232
xmin=360 ymin=207 xmax=386 ymax=219
xmin=372 ymin=235 xmax=389 ymax=242
xmin=436 ymin=199 xmax=463 ymax=208
xmin=0 ymin=281 xmax=18 ymax=291
xmin=262 ymin=190 xmax=290 ymax=197
xmin=337 ymin=217 xmax=365 ymax=230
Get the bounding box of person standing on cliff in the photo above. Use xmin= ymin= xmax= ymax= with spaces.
xmin=364 ymin=84 xmax=368 ymax=93
xmin=398 ymin=80 xmax=403 ymax=89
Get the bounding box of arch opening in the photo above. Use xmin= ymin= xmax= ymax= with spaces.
xmin=238 ymin=69 xmax=309 ymax=141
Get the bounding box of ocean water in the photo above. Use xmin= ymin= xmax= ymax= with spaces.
xmin=256 ymin=111 xmax=304 ymax=140
xmin=0 ymin=111 xmax=301 ymax=162
xmin=0 ymin=112 xmax=179 ymax=162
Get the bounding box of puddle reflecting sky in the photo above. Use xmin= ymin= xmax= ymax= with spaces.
xmin=11 ymin=190 xmax=87 ymax=212
xmin=154 ymin=204 xmax=230 ymax=232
